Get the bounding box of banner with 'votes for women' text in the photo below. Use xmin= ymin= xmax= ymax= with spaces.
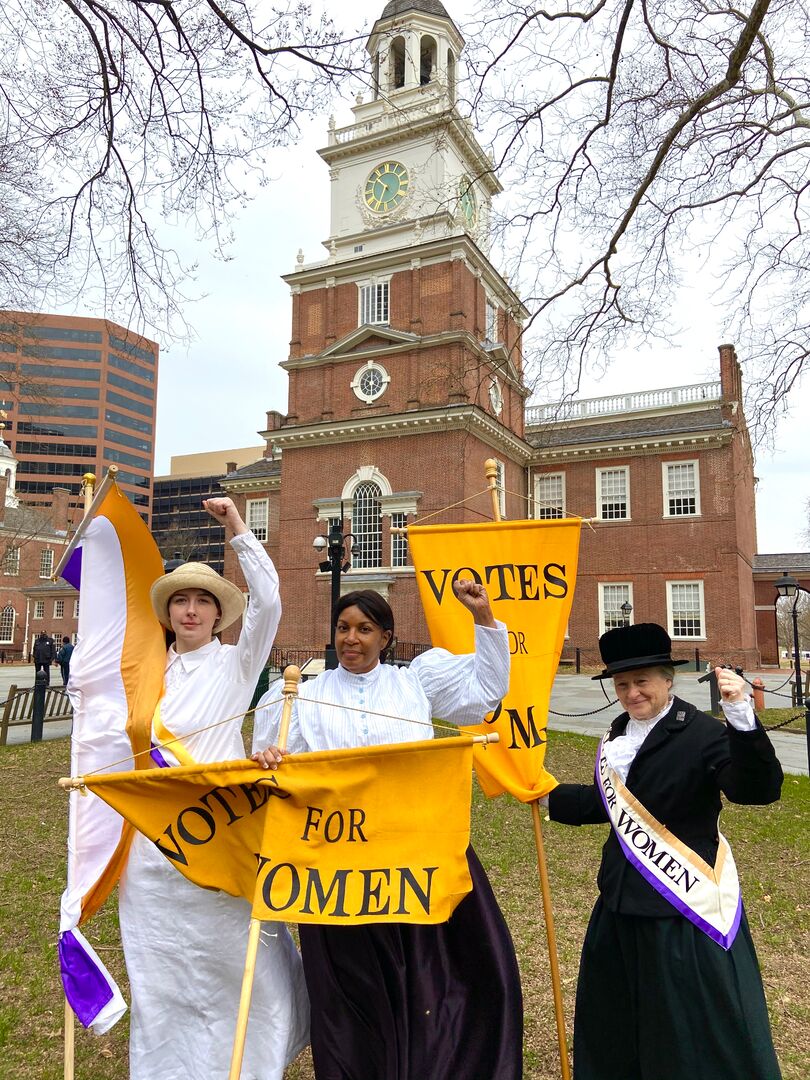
xmin=409 ymin=519 xmax=581 ymax=802
xmin=82 ymin=738 xmax=475 ymax=926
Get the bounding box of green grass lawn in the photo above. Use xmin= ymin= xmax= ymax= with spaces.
xmin=1 ymin=733 xmax=807 ymax=1079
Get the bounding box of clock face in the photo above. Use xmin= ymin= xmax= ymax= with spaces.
xmin=458 ymin=176 xmax=477 ymax=227
xmin=364 ymin=161 xmax=410 ymax=213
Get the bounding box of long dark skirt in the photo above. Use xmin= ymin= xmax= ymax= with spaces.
xmin=573 ymin=899 xmax=782 ymax=1080
xmin=298 ymin=847 xmax=523 ymax=1080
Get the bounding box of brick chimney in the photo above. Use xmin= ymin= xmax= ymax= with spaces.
xmin=225 ymin=461 xmax=237 ymax=475
xmin=265 ymin=410 xmax=284 ymax=431
xmin=51 ymin=487 xmax=71 ymax=533
xmin=718 ymin=343 xmax=742 ymax=402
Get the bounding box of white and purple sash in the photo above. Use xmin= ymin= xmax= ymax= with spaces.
xmin=596 ymin=733 xmax=742 ymax=950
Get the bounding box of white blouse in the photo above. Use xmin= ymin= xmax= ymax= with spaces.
xmin=605 ymin=695 xmax=757 ymax=783
xmin=253 ymin=622 xmax=510 ymax=755
xmin=157 ymin=531 xmax=281 ymax=765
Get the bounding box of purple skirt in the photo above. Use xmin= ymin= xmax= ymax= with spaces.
xmin=299 ymin=847 xmax=523 ymax=1080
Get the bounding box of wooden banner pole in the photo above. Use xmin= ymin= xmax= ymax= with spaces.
xmin=63 ymin=472 xmax=96 ymax=1080
xmin=484 ymin=459 xmax=571 ymax=1080
xmin=228 ymin=665 xmax=301 ymax=1080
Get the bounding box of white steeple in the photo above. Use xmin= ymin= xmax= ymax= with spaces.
xmin=316 ymin=0 xmax=501 ymax=265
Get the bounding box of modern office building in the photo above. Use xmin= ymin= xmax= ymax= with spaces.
xmin=152 ymin=446 xmax=266 ymax=573
xmin=0 ymin=311 xmax=158 ymax=521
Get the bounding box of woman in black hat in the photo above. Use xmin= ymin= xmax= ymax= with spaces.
xmin=548 ymin=622 xmax=783 ymax=1080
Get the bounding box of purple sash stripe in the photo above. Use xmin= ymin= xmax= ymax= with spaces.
xmin=61 ymin=547 xmax=83 ymax=590
xmin=58 ymin=929 xmax=114 ymax=1028
xmin=595 ymin=749 xmax=741 ymax=951
xmin=150 ymin=742 xmax=172 ymax=768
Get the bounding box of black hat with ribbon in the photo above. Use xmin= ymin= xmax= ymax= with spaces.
xmin=592 ymin=622 xmax=690 ymax=680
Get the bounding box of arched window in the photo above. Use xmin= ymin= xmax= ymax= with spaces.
xmin=0 ymin=605 xmax=15 ymax=644
xmin=391 ymin=37 xmax=406 ymax=89
xmin=352 ymin=483 xmax=382 ymax=569
xmin=420 ymin=35 xmax=437 ymax=85
xmin=373 ymin=53 xmax=380 ymax=99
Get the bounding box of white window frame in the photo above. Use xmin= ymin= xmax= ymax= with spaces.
xmin=351 ymin=360 xmax=390 ymax=404
xmin=3 ymin=547 xmax=19 ymax=576
xmin=34 ymin=600 xmax=44 ymax=620
xmin=662 ymin=460 xmax=701 ymax=518
xmin=596 ymin=466 xmax=630 ymax=521
xmin=358 ymin=279 xmax=390 ymax=326
xmin=73 ymin=599 xmax=80 ymax=618
xmin=534 ymin=471 xmax=566 ymax=520
xmin=352 ymin=482 xmax=383 ymax=569
xmin=390 ymin=512 xmax=409 ymax=567
xmin=0 ymin=605 xmax=15 ymax=644
xmin=246 ymin=498 xmax=269 ymax=543
xmin=598 ymin=582 xmax=634 ymax=636
xmin=53 ymin=599 xmax=65 ymax=619
xmin=666 ymin=580 xmax=706 ymax=640
xmin=40 ymin=549 xmax=54 ymax=579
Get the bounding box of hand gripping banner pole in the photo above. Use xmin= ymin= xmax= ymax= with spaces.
xmin=484 ymin=460 xmax=571 ymax=1080
xmin=228 ymin=665 xmax=301 ymax=1080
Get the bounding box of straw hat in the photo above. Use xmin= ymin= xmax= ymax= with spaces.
xmin=150 ymin=562 xmax=246 ymax=633
xmin=592 ymin=623 xmax=690 ymax=680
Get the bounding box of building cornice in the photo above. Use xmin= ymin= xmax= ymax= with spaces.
xmin=529 ymin=429 xmax=731 ymax=465
xmin=283 ymin=234 xmax=527 ymax=319
xmin=220 ymin=475 xmax=281 ymax=495
xmin=280 ymin=328 xmax=526 ymax=395
xmin=319 ymin=104 xmax=501 ymax=198
xmin=263 ymin=405 xmax=534 ymax=463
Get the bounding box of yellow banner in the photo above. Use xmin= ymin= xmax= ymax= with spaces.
xmin=83 ymin=738 xmax=475 ymax=925
xmin=408 ymin=519 xmax=581 ymax=802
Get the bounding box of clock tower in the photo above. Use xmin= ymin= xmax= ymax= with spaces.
xmin=225 ymin=0 xmax=533 ymax=649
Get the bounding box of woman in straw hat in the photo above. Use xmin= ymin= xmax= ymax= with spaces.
xmin=118 ymin=497 xmax=308 ymax=1080
xmin=548 ymin=622 xmax=783 ymax=1080
xmin=251 ymin=585 xmax=522 ymax=1080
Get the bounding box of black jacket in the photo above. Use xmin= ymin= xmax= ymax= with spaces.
xmin=548 ymin=696 xmax=783 ymax=917
xmin=32 ymin=637 xmax=54 ymax=664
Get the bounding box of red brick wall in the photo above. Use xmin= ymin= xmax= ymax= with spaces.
xmin=533 ymin=441 xmax=760 ymax=668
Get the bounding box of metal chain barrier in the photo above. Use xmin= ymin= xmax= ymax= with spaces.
xmin=761 ymin=712 xmax=805 ymax=732
xmin=741 ymin=672 xmax=795 ymax=694
xmin=549 ymin=699 xmax=618 ymax=718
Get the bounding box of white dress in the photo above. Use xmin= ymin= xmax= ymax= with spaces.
xmin=252 ymin=622 xmax=510 ymax=753
xmin=118 ymin=532 xmax=309 ymax=1080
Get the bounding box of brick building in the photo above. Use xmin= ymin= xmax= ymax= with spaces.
xmin=0 ymin=310 xmax=158 ymax=521
xmin=752 ymin=554 xmax=810 ymax=665
xmin=527 ymin=345 xmax=759 ymax=667
xmin=218 ymin=0 xmax=786 ymax=668
xmin=0 ymin=453 xmax=76 ymax=660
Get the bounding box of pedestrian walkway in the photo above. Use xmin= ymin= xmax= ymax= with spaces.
xmin=3 ymin=664 xmax=806 ymax=775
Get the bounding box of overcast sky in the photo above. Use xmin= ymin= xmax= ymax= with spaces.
xmin=134 ymin=0 xmax=807 ymax=554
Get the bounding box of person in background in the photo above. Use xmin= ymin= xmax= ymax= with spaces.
xmin=32 ymin=631 xmax=54 ymax=684
xmin=253 ymin=585 xmax=522 ymax=1080
xmin=548 ymin=622 xmax=783 ymax=1080
xmin=56 ymin=635 xmax=74 ymax=686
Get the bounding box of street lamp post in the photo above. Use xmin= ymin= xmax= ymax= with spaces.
xmin=620 ymin=601 xmax=633 ymax=626
xmin=313 ymin=515 xmax=355 ymax=670
xmin=774 ymin=571 xmax=810 ymax=772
